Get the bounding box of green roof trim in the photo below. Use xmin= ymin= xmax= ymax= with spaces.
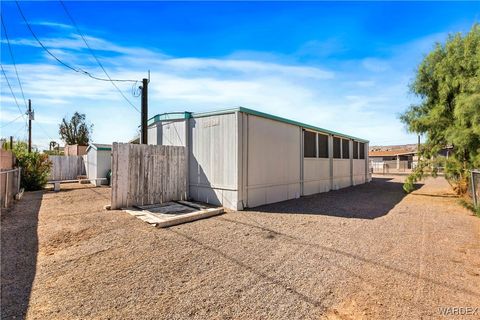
xmin=87 ymin=144 xmax=112 ymax=152
xmin=148 ymin=111 xmax=191 ymax=126
xmin=149 ymin=107 xmax=368 ymax=143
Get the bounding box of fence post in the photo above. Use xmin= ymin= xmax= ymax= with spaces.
xmin=472 ymin=170 xmax=477 ymax=207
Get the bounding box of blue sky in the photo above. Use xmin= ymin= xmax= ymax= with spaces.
xmin=1 ymin=1 xmax=479 ymax=149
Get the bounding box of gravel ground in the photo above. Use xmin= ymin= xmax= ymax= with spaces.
xmin=1 ymin=176 xmax=479 ymax=319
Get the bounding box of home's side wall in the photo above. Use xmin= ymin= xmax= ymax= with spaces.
xmin=243 ymin=114 xmax=301 ymax=208
xmin=303 ymin=158 xmax=330 ymax=195
xmin=188 ymin=113 xmax=239 ymax=209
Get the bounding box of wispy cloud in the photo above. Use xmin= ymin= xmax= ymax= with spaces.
xmin=1 ymin=22 xmax=443 ymax=146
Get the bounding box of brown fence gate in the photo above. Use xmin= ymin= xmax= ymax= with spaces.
xmin=111 ymin=143 xmax=187 ymax=209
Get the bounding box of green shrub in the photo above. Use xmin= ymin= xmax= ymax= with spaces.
xmin=12 ymin=142 xmax=52 ymax=191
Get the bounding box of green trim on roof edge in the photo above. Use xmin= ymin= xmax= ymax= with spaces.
xmin=148 ymin=111 xmax=191 ymax=126
xmin=149 ymin=107 xmax=368 ymax=143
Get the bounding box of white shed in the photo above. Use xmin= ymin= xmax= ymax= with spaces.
xmin=85 ymin=143 xmax=112 ymax=186
xmin=147 ymin=108 xmax=370 ymax=210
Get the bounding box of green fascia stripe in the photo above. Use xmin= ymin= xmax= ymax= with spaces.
xmin=148 ymin=111 xmax=191 ymax=126
xmin=149 ymin=107 xmax=368 ymax=143
xmin=97 ymin=147 xmax=111 ymax=151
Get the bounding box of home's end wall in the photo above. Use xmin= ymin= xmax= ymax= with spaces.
xmin=188 ymin=113 xmax=239 ymax=210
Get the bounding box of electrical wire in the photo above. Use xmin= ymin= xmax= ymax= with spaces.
xmin=59 ymin=0 xmax=140 ymax=113
xmin=1 ymin=64 xmax=26 ymax=120
xmin=1 ymin=15 xmax=28 ymax=110
xmin=14 ymin=1 xmax=138 ymax=84
xmin=36 ymin=121 xmax=57 ymax=142
xmin=0 ymin=113 xmax=24 ymax=129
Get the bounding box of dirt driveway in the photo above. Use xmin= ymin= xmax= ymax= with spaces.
xmin=2 ymin=176 xmax=479 ymax=319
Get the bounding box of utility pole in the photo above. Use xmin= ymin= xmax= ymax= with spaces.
xmin=28 ymin=99 xmax=32 ymax=153
xmin=140 ymin=78 xmax=148 ymax=144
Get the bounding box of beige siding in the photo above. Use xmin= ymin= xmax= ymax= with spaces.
xmin=188 ymin=113 xmax=239 ymax=209
xmin=245 ymin=115 xmax=301 ymax=207
xmin=148 ymin=120 xmax=186 ymax=146
xmin=353 ymin=159 xmax=366 ymax=185
xmin=303 ymin=158 xmax=330 ymax=195
xmin=332 ymin=159 xmax=351 ymax=190
xmin=161 ymin=121 xmax=186 ymax=146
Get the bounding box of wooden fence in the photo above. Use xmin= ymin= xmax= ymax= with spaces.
xmin=111 ymin=143 xmax=187 ymax=209
xmin=0 ymin=168 xmax=21 ymax=208
xmin=48 ymin=155 xmax=86 ymax=181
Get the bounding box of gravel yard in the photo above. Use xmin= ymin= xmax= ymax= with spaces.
xmin=2 ymin=176 xmax=479 ymax=319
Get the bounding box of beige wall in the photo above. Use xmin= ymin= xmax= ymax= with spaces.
xmin=332 ymin=159 xmax=351 ymax=190
xmin=188 ymin=113 xmax=239 ymax=209
xmin=353 ymin=159 xmax=366 ymax=185
xmin=243 ymin=114 xmax=301 ymax=208
xmin=303 ymin=158 xmax=330 ymax=195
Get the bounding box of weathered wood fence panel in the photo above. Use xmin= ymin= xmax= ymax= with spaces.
xmin=48 ymin=155 xmax=86 ymax=181
xmin=111 ymin=143 xmax=186 ymax=209
xmin=0 ymin=168 xmax=21 ymax=208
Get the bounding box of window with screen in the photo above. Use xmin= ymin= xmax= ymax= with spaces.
xmin=304 ymin=130 xmax=316 ymax=158
xmin=342 ymin=139 xmax=350 ymax=159
xmin=318 ymin=134 xmax=328 ymax=158
xmin=353 ymin=141 xmax=359 ymax=159
xmin=333 ymin=137 xmax=341 ymax=158
xmin=359 ymin=142 xmax=365 ymax=159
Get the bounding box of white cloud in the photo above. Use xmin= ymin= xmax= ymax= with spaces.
xmin=362 ymin=58 xmax=391 ymax=73
xmin=2 ymin=24 xmax=441 ymax=146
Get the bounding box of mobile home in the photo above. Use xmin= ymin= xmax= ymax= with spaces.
xmin=148 ymin=107 xmax=370 ymax=210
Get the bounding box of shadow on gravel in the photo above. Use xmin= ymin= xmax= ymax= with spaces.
xmin=1 ymin=191 xmax=42 ymax=320
xmin=250 ymin=177 xmax=422 ymax=219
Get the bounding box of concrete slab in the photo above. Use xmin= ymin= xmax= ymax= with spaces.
xmin=124 ymin=201 xmax=224 ymax=228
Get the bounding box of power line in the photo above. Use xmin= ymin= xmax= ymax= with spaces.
xmin=59 ymin=0 xmax=140 ymax=113
xmin=0 ymin=113 xmax=24 ymax=129
xmin=1 ymin=15 xmax=28 ymax=110
xmin=36 ymin=121 xmax=57 ymax=142
xmin=1 ymin=64 xmax=26 ymax=120
xmin=14 ymin=0 xmax=138 ymax=84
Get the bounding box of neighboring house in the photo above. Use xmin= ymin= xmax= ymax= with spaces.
xmin=369 ymin=149 xmax=416 ymax=170
xmin=85 ymin=143 xmax=112 ymax=186
xmin=147 ymin=107 xmax=370 ymax=210
xmin=369 ymin=145 xmax=453 ymax=172
xmin=64 ymin=144 xmax=88 ymax=156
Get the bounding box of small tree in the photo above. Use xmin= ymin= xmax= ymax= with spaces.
xmin=401 ymin=24 xmax=480 ymax=194
xmin=59 ymin=112 xmax=93 ymax=145
xmin=12 ymin=142 xmax=52 ymax=191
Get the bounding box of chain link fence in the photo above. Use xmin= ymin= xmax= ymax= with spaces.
xmin=471 ymin=170 xmax=480 ymax=207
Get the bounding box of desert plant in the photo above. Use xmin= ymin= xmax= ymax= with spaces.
xmin=12 ymin=142 xmax=52 ymax=191
xmin=400 ymin=24 xmax=480 ymax=194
